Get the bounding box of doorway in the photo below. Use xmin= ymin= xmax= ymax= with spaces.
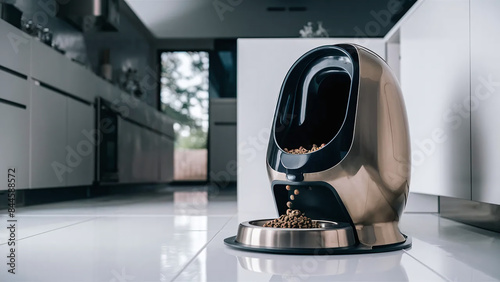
xmin=160 ymin=51 xmax=209 ymax=181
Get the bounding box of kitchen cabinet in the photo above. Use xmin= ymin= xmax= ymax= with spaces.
xmin=400 ymin=0 xmax=470 ymax=198
xmin=140 ymin=128 xmax=159 ymax=182
xmin=67 ymin=99 xmax=95 ymax=186
xmin=0 ymin=103 xmax=29 ymax=190
xmin=30 ymin=84 xmax=67 ymax=188
xmin=209 ymin=99 xmax=237 ymax=182
xmin=471 ymin=0 xmax=500 ymax=205
xmin=160 ymin=136 xmax=174 ymax=183
xmin=210 ymin=125 xmax=237 ymax=182
xmin=118 ymin=116 xmax=171 ymax=183
xmin=0 ymin=71 xmax=29 ymax=190
xmin=119 ymin=118 xmax=164 ymax=183
xmin=0 ymin=19 xmax=30 ymax=76
xmin=118 ymin=118 xmax=136 ymax=183
xmin=129 ymin=122 xmax=144 ymax=183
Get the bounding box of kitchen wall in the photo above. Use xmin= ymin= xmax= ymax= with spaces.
xmin=85 ymin=11 xmax=157 ymax=107
xmin=4 ymin=0 xmax=158 ymax=107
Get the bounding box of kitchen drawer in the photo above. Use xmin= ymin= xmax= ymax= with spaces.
xmin=0 ymin=69 xmax=29 ymax=106
xmin=31 ymin=40 xmax=96 ymax=103
xmin=0 ymin=19 xmax=30 ymax=75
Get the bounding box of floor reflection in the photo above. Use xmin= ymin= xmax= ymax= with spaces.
xmin=161 ymin=201 xmax=209 ymax=281
xmin=227 ymin=248 xmax=409 ymax=281
xmin=173 ymin=191 xmax=209 ymax=215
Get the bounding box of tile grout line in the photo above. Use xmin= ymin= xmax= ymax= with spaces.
xmin=403 ymin=249 xmax=452 ymax=282
xmin=170 ymin=213 xmax=236 ymax=282
xmin=0 ymin=216 xmax=101 ymax=246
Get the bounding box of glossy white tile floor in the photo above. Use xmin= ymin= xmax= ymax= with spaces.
xmin=1 ymin=187 xmax=500 ymax=282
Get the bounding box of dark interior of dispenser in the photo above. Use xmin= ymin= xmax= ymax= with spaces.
xmin=274 ymin=62 xmax=352 ymax=151
xmin=272 ymin=182 xmax=354 ymax=225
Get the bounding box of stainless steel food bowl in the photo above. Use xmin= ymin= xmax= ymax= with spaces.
xmin=236 ymin=220 xmax=356 ymax=249
xmin=224 ymin=219 xmax=411 ymax=254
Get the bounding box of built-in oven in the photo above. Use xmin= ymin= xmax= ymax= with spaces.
xmin=96 ymin=97 xmax=119 ymax=182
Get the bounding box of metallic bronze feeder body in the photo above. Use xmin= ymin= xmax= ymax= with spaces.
xmin=225 ymin=44 xmax=412 ymax=254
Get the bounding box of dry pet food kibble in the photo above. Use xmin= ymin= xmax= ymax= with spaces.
xmin=294 ymin=189 xmax=300 ymax=195
xmin=286 ymin=201 xmax=293 ymax=209
xmin=284 ymin=143 xmax=326 ymax=154
xmin=263 ymin=209 xmax=320 ymax=228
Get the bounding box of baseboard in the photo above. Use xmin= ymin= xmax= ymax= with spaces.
xmin=405 ymin=192 xmax=439 ymax=213
xmin=440 ymin=196 xmax=500 ymax=233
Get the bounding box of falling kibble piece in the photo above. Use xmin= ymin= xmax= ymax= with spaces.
xmin=286 ymin=185 xmax=291 ymax=191
xmin=290 ymin=195 xmax=295 ymax=200
xmin=286 ymin=201 xmax=292 ymax=208
xmin=294 ymin=189 xmax=300 ymax=195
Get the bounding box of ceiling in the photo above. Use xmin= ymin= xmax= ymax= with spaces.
xmin=125 ymin=0 xmax=417 ymax=39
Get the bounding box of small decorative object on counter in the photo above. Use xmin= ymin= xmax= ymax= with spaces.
xmin=299 ymin=21 xmax=329 ymax=38
xmin=119 ymin=68 xmax=143 ymax=98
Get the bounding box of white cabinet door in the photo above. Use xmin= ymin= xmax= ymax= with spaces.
xmin=118 ymin=118 xmax=134 ymax=183
xmin=119 ymin=119 xmax=144 ymax=183
xmin=31 ymin=85 xmax=67 ymax=188
xmin=210 ymin=125 xmax=237 ymax=182
xmin=0 ymin=71 xmax=29 ymax=190
xmin=67 ymin=100 xmax=95 ymax=186
xmin=136 ymin=127 xmax=159 ymax=182
xmin=0 ymin=103 xmax=29 ymax=190
xmin=471 ymin=0 xmax=500 ymax=205
xmin=400 ymin=0 xmax=470 ymax=198
xmin=144 ymin=130 xmax=160 ymax=182
xmin=160 ymin=136 xmax=174 ymax=182
xmin=132 ymin=123 xmax=143 ymax=183
xmin=138 ymin=127 xmax=149 ymax=182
